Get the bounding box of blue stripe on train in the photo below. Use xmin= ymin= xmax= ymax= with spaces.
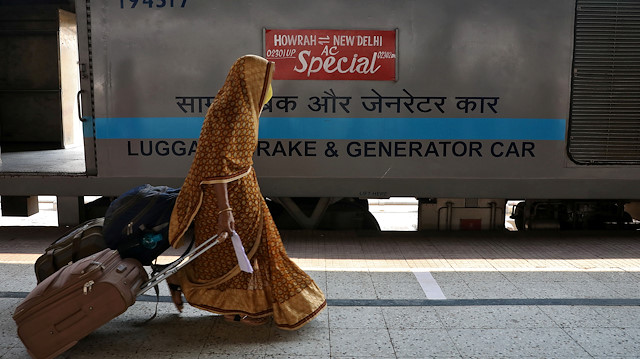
xmin=95 ymin=117 xmax=566 ymax=141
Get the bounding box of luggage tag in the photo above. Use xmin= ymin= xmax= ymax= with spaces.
xmin=230 ymin=231 xmax=253 ymax=273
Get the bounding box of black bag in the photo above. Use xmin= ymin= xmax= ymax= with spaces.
xmin=103 ymin=184 xmax=180 ymax=265
xmin=34 ymin=217 xmax=107 ymax=283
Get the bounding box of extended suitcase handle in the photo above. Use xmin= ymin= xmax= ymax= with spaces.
xmin=136 ymin=234 xmax=220 ymax=296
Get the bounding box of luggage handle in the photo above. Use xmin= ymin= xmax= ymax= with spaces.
xmin=79 ymin=261 xmax=106 ymax=276
xmin=136 ymin=234 xmax=220 ymax=296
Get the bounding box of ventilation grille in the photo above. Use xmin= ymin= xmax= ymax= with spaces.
xmin=568 ymin=0 xmax=640 ymax=164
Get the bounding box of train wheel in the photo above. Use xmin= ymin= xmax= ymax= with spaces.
xmin=317 ymin=198 xmax=380 ymax=230
xmin=266 ymin=197 xmax=380 ymax=230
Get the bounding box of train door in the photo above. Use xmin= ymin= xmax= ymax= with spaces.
xmin=0 ymin=4 xmax=88 ymax=175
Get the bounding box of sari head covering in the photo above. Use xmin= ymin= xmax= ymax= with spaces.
xmin=169 ymin=55 xmax=274 ymax=248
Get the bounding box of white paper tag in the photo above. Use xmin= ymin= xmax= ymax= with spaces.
xmin=231 ymin=231 xmax=253 ymax=273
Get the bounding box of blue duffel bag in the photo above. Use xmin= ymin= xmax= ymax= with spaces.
xmin=103 ymin=184 xmax=180 ymax=265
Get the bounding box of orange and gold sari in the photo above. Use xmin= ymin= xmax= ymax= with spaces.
xmin=168 ymin=55 xmax=326 ymax=330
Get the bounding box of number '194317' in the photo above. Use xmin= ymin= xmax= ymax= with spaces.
xmin=120 ymin=0 xmax=187 ymax=8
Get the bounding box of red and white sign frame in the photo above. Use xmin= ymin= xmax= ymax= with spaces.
xmin=264 ymin=29 xmax=397 ymax=81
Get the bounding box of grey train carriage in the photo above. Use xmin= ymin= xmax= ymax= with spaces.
xmin=0 ymin=0 xmax=639 ymax=230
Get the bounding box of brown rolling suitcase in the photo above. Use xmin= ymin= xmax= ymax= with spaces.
xmin=34 ymin=217 xmax=107 ymax=283
xmin=14 ymin=249 xmax=147 ymax=359
xmin=13 ymin=234 xmax=220 ymax=359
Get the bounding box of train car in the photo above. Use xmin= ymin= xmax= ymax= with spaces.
xmin=0 ymin=0 xmax=639 ymax=230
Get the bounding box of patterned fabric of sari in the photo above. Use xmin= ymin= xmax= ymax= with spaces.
xmin=168 ymin=55 xmax=326 ymax=330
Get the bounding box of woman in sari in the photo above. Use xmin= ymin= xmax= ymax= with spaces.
xmin=167 ymin=55 xmax=326 ymax=330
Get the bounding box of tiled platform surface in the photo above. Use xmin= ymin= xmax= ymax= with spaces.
xmin=1 ymin=227 xmax=640 ymax=358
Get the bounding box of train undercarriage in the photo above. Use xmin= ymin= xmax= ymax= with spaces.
xmin=510 ymin=200 xmax=639 ymax=231
xmin=268 ymin=197 xmax=640 ymax=231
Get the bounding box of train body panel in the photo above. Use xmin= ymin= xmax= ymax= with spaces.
xmin=95 ymin=0 xmax=567 ymax=182
xmin=75 ymin=0 xmax=639 ymax=198
xmin=1 ymin=0 xmax=639 ymax=223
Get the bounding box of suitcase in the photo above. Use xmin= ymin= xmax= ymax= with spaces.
xmin=13 ymin=234 xmax=220 ymax=359
xmin=34 ymin=217 xmax=107 ymax=283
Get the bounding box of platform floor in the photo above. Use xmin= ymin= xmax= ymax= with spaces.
xmin=0 ymin=147 xmax=85 ymax=174
xmin=1 ymin=228 xmax=639 ymax=358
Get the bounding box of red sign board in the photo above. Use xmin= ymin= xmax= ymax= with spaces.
xmin=265 ymin=29 xmax=396 ymax=81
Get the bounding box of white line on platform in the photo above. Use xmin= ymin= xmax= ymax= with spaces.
xmin=412 ymin=269 xmax=446 ymax=299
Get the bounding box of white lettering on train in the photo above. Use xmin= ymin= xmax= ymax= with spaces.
xmin=293 ymin=50 xmax=381 ymax=77
xmin=273 ymin=34 xmax=317 ymax=46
